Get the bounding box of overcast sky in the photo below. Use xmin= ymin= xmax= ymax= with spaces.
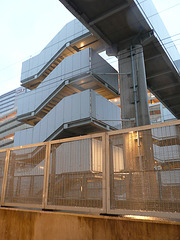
xmin=0 ymin=0 xmax=180 ymax=96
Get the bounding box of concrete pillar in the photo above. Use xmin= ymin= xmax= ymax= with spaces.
xmin=118 ymin=45 xmax=159 ymax=201
xmin=118 ymin=45 xmax=150 ymax=128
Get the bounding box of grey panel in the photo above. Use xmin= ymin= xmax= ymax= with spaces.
xmin=21 ymin=19 xmax=89 ymax=83
xmin=14 ymin=90 xmax=121 ymax=147
xmin=80 ymin=90 xmax=90 ymax=119
xmin=90 ymin=49 xmax=118 ymax=91
xmin=92 ymin=90 xmax=121 ymax=129
xmin=17 ymin=48 xmax=91 ymax=119
xmin=71 ymin=92 xmax=81 ymax=121
xmin=17 ymin=48 xmax=118 ymax=121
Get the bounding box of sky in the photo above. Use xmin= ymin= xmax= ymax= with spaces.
xmin=0 ymin=0 xmax=180 ymax=96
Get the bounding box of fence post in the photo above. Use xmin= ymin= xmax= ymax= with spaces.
xmin=102 ymin=133 xmax=107 ymax=213
xmin=105 ymin=133 xmax=111 ymax=214
xmin=42 ymin=142 xmax=51 ymax=209
xmin=1 ymin=149 xmax=10 ymax=204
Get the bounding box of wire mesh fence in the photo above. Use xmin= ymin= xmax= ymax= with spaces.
xmin=0 ymin=120 xmax=179 ymax=214
xmin=3 ymin=144 xmax=46 ymax=207
xmin=47 ymin=137 xmax=103 ymax=210
xmin=0 ymin=151 xmax=6 ymax=204
xmin=107 ymin=122 xmax=180 ymax=213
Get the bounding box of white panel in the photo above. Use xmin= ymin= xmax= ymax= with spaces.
xmin=33 ymin=123 xmax=40 ymax=144
xmin=14 ymin=131 xmax=20 ymax=147
xmin=80 ymin=90 xmax=90 ymax=119
xmin=71 ymin=92 xmax=81 ymax=121
xmin=91 ymin=49 xmax=118 ymax=91
xmin=92 ymin=139 xmax=102 ymax=172
xmin=55 ymin=139 xmax=91 ymax=174
xmin=90 ymin=89 xmax=96 ymax=119
xmin=93 ymin=90 xmax=121 ymax=129
xmin=55 ymin=98 xmax=64 ymax=130
xmin=47 ymin=109 xmax=55 ymax=139
xmin=113 ymin=146 xmax=124 ymax=172
xmin=25 ymin=128 xmax=33 ymax=145
xmin=21 ymin=19 xmax=89 ymax=83
xmin=40 ymin=117 xmax=48 ymax=142
xmin=63 ymin=95 xmax=72 ymax=123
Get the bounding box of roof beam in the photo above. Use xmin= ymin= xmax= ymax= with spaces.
xmin=145 ymin=54 xmax=162 ymax=62
xmin=152 ymin=82 xmax=180 ymax=92
xmin=89 ymin=2 xmax=129 ymax=26
xmin=147 ymin=70 xmax=172 ymax=80
xmin=162 ymin=93 xmax=180 ymax=101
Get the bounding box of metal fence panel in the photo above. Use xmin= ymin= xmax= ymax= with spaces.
xmin=0 ymin=120 xmax=180 ymax=215
xmin=0 ymin=151 xmax=6 ymax=204
xmin=108 ymin=124 xmax=180 ymax=213
xmin=4 ymin=145 xmax=46 ymax=207
xmin=47 ymin=137 xmax=104 ymax=211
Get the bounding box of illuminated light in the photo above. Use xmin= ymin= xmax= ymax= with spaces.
xmin=39 ymin=166 xmax=44 ymax=169
xmin=80 ymin=42 xmax=84 ymax=48
xmin=115 ymin=99 xmax=117 ymax=102
xmin=123 ymin=215 xmax=157 ymax=221
xmin=129 ymin=131 xmax=134 ymax=134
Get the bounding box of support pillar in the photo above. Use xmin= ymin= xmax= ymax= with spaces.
xmin=118 ymin=45 xmax=150 ymax=128
xmin=118 ymin=45 xmax=159 ymax=202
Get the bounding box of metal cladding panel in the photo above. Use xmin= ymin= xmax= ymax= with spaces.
xmin=53 ymin=138 xmax=102 ymax=174
xmin=153 ymin=145 xmax=180 ymax=162
xmin=162 ymin=108 xmax=175 ymax=122
xmin=91 ymin=90 xmax=121 ymax=129
xmin=71 ymin=92 xmax=81 ymax=121
xmin=64 ymin=96 xmax=72 ymax=123
xmin=90 ymin=49 xmax=118 ymax=92
xmin=32 ymin=122 xmax=40 ymax=144
xmin=14 ymin=131 xmax=20 ymax=147
xmin=15 ymin=90 xmax=91 ymax=146
xmin=47 ymin=109 xmax=56 ymax=138
xmin=16 ymin=96 xmax=23 ymax=116
xmin=40 ymin=117 xmax=48 ymax=142
xmin=80 ymin=90 xmax=91 ymax=119
xmin=55 ymin=139 xmax=91 ymax=174
xmin=21 ymin=19 xmax=89 ymax=83
xmin=152 ymin=125 xmax=178 ymax=138
xmin=55 ymin=98 xmax=64 ymax=130
xmin=17 ymin=48 xmax=91 ymax=119
xmin=15 ymin=90 xmax=121 ymax=146
xmin=25 ymin=128 xmax=33 ymax=146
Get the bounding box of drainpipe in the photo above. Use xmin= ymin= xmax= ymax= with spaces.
xmin=130 ymin=45 xmax=139 ymax=127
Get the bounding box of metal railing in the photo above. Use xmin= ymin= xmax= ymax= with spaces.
xmin=0 ymin=120 xmax=180 ymax=215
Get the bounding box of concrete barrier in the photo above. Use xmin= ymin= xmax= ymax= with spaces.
xmin=0 ymin=208 xmax=179 ymax=240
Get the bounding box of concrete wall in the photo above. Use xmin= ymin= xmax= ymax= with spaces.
xmin=0 ymin=208 xmax=179 ymax=240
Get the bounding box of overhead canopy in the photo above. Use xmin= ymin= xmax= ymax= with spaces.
xmin=59 ymin=0 xmax=180 ymax=118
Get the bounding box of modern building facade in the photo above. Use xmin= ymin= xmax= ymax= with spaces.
xmin=0 ymin=18 xmax=178 ymax=149
xmin=0 ymin=1 xmax=179 ymax=220
xmin=0 ymin=87 xmax=31 ymax=149
xmin=3 ymin=19 xmax=121 ymax=147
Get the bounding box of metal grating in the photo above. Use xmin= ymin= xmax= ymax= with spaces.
xmin=109 ymin=124 xmax=180 ymax=212
xmin=47 ymin=137 xmax=103 ymax=209
xmin=4 ymin=145 xmax=46 ymax=205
